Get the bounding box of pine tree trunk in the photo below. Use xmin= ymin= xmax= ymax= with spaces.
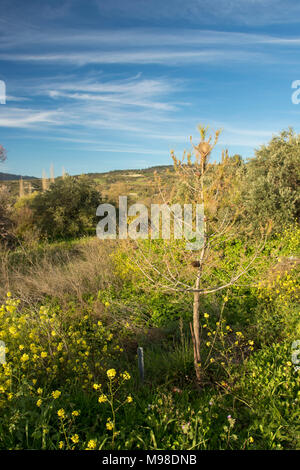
xmin=191 ymin=276 xmax=201 ymax=383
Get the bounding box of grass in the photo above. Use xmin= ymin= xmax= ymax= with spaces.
xmin=0 ymin=237 xmax=118 ymax=306
xmin=0 ymin=229 xmax=299 ymax=450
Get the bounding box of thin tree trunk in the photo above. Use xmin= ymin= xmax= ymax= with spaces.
xmin=191 ymin=167 xmax=206 ymax=383
xmin=192 ymin=279 xmax=201 ymax=382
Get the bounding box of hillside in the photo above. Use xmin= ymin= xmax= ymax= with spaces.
xmin=0 ymin=165 xmax=175 ymax=203
xmin=0 ymin=172 xmax=37 ymax=181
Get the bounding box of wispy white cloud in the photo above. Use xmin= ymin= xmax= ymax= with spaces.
xmin=49 ymin=90 xmax=175 ymax=111
xmin=2 ymin=0 xmax=300 ymax=38
xmin=2 ymin=27 xmax=300 ymax=50
xmin=0 ymin=108 xmax=63 ymax=128
xmin=45 ymin=76 xmax=180 ymax=111
xmin=50 ymin=76 xmax=174 ymax=96
xmin=221 ymin=125 xmax=273 ymax=139
xmin=6 ymin=95 xmax=30 ymax=102
xmin=0 ymin=49 xmax=271 ymax=66
xmin=0 ymin=1 xmax=297 ymax=175
xmin=75 ymin=146 xmax=166 ymax=155
xmin=0 ymin=73 xmax=183 ymax=134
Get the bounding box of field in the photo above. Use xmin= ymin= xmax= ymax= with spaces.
xmin=0 ymin=132 xmax=299 ymax=450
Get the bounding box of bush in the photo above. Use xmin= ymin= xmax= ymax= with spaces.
xmin=29 ymin=175 xmax=102 ymax=240
xmin=13 ymin=192 xmax=40 ymax=245
xmin=243 ymin=128 xmax=300 ymax=232
xmin=0 ymin=186 xmax=15 ymax=247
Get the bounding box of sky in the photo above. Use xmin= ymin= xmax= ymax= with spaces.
xmin=1 ymin=0 xmax=300 ymax=177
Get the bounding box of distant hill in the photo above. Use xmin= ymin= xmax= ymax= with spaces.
xmin=0 ymin=165 xmax=175 ymax=202
xmin=84 ymin=165 xmax=173 ymax=179
xmin=0 ymin=172 xmax=37 ymax=181
xmin=0 ymin=166 xmax=172 ymax=182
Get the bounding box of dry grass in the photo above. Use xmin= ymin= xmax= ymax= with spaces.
xmin=0 ymin=238 xmax=118 ymax=307
xmin=266 ymin=255 xmax=300 ymax=281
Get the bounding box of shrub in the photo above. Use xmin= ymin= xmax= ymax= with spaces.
xmin=29 ymin=175 xmax=102 ymax=240
xmin=0 ymin=186 xmax=15 ymax=247
xmin=243 ymin=128 xmax=300 ymax=232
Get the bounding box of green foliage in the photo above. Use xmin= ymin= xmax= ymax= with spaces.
xmin=0 ymin=294 xmax=128 ymax=449
xmin=0 ymin=132 xmax=299 ymax=449
xmin=217 ymin=226 xmax=300 ymax=346
xmin=13 ymin=192 xmax=40 ymax=244
xmin=0 ymin=185 xmax=14 ymax=246
xmin=229 ymin=342 xmax=300 ymax=449
xmin=243 ymin=128 xmax=300 ymax=232
xmin=28 ymin=175 xmax=102 ymax=240
xmin=0 ymin=235 xmax=299 ymax=451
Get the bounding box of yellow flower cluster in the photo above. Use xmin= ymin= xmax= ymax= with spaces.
xmin=106 ymin=418 xmax=114 ymax=431
xmin=86 ymin=439 xmax=97 ymax=450
xmin=0 ymin=294 xmax=133 ymax=448
xmin=57 ymin=408 xmax=65 ymax=419
xmin=98 ymin=394 xmax=108 ymax=403
xmin=121 ymin=371 xmax=131 ymax=380
xmin=257 ymin=269 xmax=299 ymax=303
xmin=107 ymin=369 xmax=116 ymax=379
xmin=202 ymin=316 xmax=255 ymax=367
xmin=0 ymin=294 xmax=121 ymax=406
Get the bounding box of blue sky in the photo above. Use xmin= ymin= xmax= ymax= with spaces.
xmin=1 ymin=0 xmax=300 ymax=177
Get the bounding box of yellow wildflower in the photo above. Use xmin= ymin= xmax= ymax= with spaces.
xmin=121 ymin=371 xmax=131 ymax=380
xmin=86 ymin=439 xmax=96 ymax=450
xmin=57 ymin=409 xmax=65 ymax=418
xmin=21 ymin=353 xmax=29 ymax=362
xmin=106 ymin=420 xmax=114 ymax=431
xmin=98 ymin=394 xmax=108 ymax=403
xmin=107 ymin=369 xmax=116 ymax=379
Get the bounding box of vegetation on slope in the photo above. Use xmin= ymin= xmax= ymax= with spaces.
xmin=0 ymin=129 xmax=299 ymax=450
